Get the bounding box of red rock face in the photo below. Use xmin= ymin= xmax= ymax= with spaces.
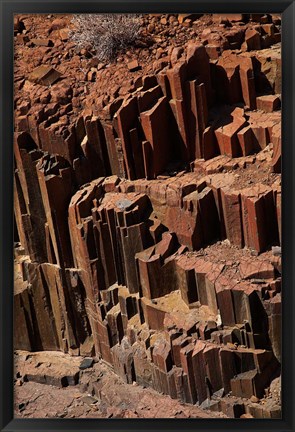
xmin=14 ymin=13 xmax=281 ymax=419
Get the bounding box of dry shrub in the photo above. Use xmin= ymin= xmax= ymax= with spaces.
xmin=70 ymin=14 xmax=141 ymax=62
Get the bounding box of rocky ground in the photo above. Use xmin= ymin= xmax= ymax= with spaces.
xmin=14 ymin=351 xmax=226 ymax=419
xmin=14 ymin=349 xmax=281 ymax=419
xmin=14 ymin=13 xmax=281 ymax=138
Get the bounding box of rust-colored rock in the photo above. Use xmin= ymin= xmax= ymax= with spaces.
xmin=13 ymin=13 xmax=282 ymax=420
xmin=28 ymin=65 xmax=61 ymax=86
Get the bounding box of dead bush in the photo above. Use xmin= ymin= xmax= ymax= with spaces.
xmin=70 ymin=14 xmax=142 ymax=62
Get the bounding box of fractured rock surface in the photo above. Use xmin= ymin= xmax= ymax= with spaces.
xmin=14 ymin=13 xmax=282 ymax=419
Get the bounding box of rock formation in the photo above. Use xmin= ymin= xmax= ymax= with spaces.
xmin=14 ymin=13 xmax=282 ymax=418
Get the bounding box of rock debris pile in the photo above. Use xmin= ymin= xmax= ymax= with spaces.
xmin=14 ymin=13 xmax=281 ymax=418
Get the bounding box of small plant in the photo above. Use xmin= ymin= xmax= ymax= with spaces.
xmin=70 ymin=14 xmax=142 ymax=62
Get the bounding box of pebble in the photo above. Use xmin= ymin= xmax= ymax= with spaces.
xmin=79 ymin=358 xmax=94 ymax=370
xmin=250 ymin=395 xmax=260 ymax=403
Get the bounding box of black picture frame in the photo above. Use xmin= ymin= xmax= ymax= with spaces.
xmin=1 ymin=1 xmax=294 ymax=431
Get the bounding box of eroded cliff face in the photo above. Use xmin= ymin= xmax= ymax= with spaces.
xmin=14 ymin=13 xmax=281 ymax=418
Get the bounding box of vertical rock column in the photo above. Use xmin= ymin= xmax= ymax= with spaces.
xmin=36 ymin=154 xmax=74 ymax=268
xmin=14 ymin=132 xmax=48 ymax=262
